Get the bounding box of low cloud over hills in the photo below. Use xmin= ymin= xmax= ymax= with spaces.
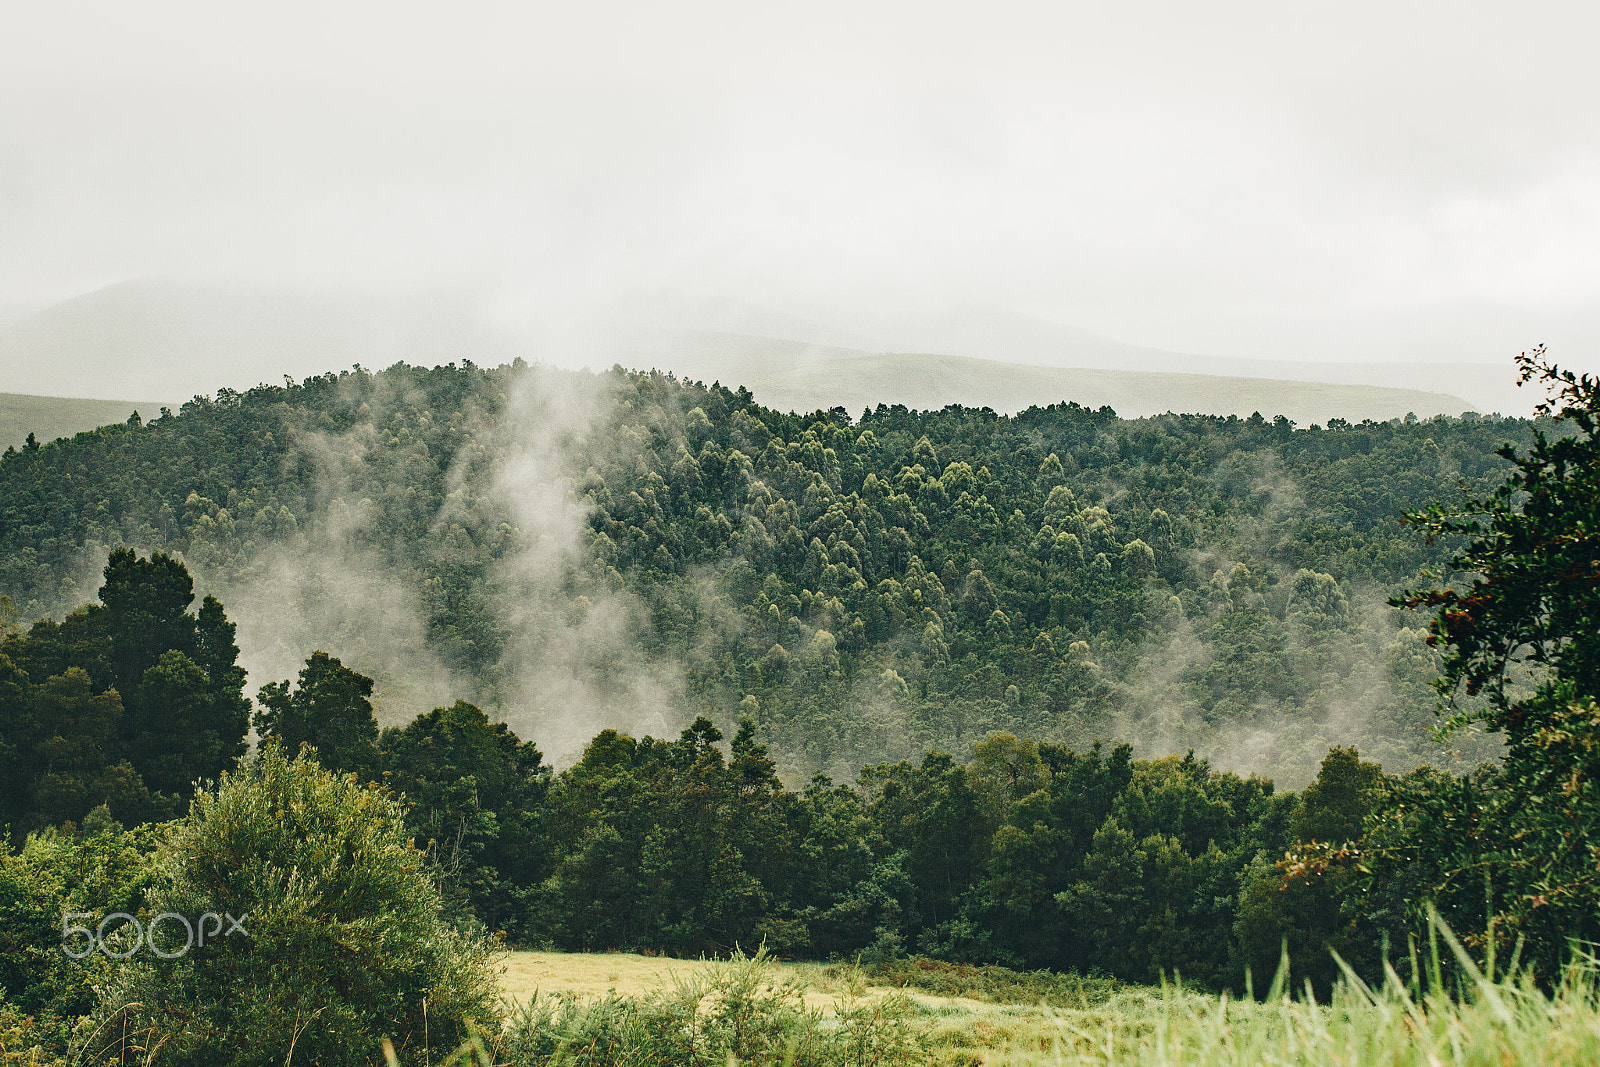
xmin=2 ymin=279 xmax=1482 ymax=423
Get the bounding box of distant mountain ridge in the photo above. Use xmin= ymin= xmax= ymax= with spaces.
xmin=615 ymin=330 xmax=1475 ymax=425
xmin=0 ymin=280 xmax=517 ymax=401
xmin=635 ymin=301 xmax=1536 ymax=415
xmin=0 ymin=392 xmax=168 ymax=451
xmin=0 ymin=279 xmax=1482 ymax=423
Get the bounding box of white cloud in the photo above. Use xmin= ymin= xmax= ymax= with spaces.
xmin=2 ymin=1 xmax=1598 ymax=364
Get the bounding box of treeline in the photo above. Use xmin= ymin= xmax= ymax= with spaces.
xmin=0 ymin=552 xmax=1404 ymax=999
xmin=0 ymin=361 xmax=1533 ymax=780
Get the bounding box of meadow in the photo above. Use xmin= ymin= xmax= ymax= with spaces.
xmin=481 ymin=932 xmax=1600 ymax=1067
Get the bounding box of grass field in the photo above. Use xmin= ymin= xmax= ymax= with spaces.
xmin=494 ymin=949 xmax=1038 ymax=1065
xmin=500 ymin=950 xmax=998 ymax=1018
xmin=490 ymin=939 xmax=1600 ymax=1066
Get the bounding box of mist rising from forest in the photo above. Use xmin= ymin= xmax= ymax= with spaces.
xmin=161 ymin=365 xmax=674 ymax=762
xmin=482 ymin=367 xmax=685 ymax=760
xmin=6 ymin=338 xmax=1535 ymax=787
xmin=1112 ymin=584 xmax=1492 ymax=784
xmin=200 ymin=375 xmax=461 ymax=721
xmin=114 ymin=361 xmax=1494 ymax=787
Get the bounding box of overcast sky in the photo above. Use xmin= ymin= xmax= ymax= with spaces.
xmin=3 ymin=1 xmax=1598 ymax=365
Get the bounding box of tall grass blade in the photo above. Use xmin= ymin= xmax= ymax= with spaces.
xmin=1266 ymin=940 xmax=1290 ymax=1002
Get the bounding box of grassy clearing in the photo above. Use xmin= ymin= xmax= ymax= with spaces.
xmin=843 ymin=958 xmax=1123 ymax=1010
xmin=500 ymin=951 xmax=716 ymax=1003
xmin=498 ymin=951 xmax=997 ymax=1017
xmin=481 ymin=926 xmax=1600 ymax=1066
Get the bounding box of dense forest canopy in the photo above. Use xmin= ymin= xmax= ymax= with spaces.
xmin=0 ymin=360 xmax=1531 ymax=782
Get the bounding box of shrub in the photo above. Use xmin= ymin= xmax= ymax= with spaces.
xmin=91 ymin=743 xmax=503 ymax=1066
xmin=0 ymin=823 xmax=157 ymax=1024
xmin=0 ymin=995 xmax=67 ymax=1067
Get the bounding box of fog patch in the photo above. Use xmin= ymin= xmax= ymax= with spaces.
xmin=1102 ymin=456 xmax=1502 ymax=787
xmin=220 ymin=546 xmax=456 ymax=726
xmin=479 ymin=367 xmax=685 ymax=763
xmin=216 ymin=387 xmax=460 ymax=726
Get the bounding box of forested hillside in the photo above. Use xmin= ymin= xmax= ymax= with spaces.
xmin=0 ymin=360 xmax=1530 ymax=781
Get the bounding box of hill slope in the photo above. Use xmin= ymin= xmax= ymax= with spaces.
xmin=3 ymin=280 xmax=1480 ymax=424
xmin=622 ymin=331 xmax=1476 ymax=425
xmin=0 ymin=392 xmax=167 ymax=450
xmin=0 ymin=362 xmax=1520 ymax=783
xmin=0 ymin=279 xmax=514 ymax=401
xmin=618 ymin=299 xmax=1543 ymax=414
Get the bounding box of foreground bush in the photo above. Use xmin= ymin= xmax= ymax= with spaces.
xmin=0 ymin=996 xmax=66 ymax=1067
xmin=91 ymin=743 xmax=502 ymax=1066
xmin=0 ymin=822 xmax=156 ymax=1027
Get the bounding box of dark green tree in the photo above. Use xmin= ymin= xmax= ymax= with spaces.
xmin=255 ymin=652 xmax=380 ymax=777
xmin=99 ymin=548 xmax=199 ymax=695
xmin=380 ymin=699 xmax=549 ymax=936
xmin=3 ymin=551 xmax=250 ymax=821
xmin=1233 ymin=845 xmax=1357 ymax=1000
xmin=644 ymin=717 xmax=770 ymax=954
xmin=26 ymin=669 xmax=148 ymax=831
xmin=788 ymin=773 xmax=907 ymax=958
xmin=1387 ymin=348 xmax=1600 ymax=972
xmin=537 ymin=729 xmax=653 ymax=950
xmin=1234 ymin=747 xmax=1385 ymax=998
xmin=1288 ymin=746 xmax=1384 ymax=845
xmin=126 ymin=650 xmax=246 ymax=799
xmin=0 ymin=653 xmax=30 ymax=833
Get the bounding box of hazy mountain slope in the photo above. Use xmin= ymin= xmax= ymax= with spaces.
xmin=0 ymin=392 xmax=167 ymax=450
xmin=640 ymin=300 xmax=1553 ymax=414
xmin=1130 ymin=357 xmax=1525 ymax=417
xmin=879 ymin=309 xmax=1536 ymax=415
xmin=1111 ymin=301 xmax=1600 ymax=410
xmin=0 ymin=279 xmax=516 ymax=401
xmin=921 ymin=313 xmax=1531 ymax=415
xmin=1 ymin=279 xmax=1485 ymax=422
xmin=0 ymin=300 xmax=50 ymax=331
xmin=620 ymin=331 xmax=1476 ymax=424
